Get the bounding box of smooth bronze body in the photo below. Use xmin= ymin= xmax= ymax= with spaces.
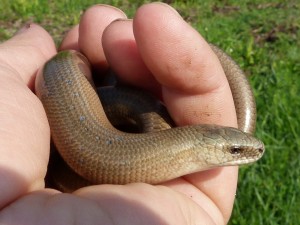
xmin=36 ymin=48 xmax=264 ymax=187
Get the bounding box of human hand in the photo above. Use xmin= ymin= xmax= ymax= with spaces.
xmin=0 ymin=3 xmax=238 ymax=224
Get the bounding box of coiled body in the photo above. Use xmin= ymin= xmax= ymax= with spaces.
xmin=36 ymin=49 xmax=264 ymax=187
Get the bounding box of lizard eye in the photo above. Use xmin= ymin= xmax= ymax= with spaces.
xmin=230 ymin=146 xmax=242 ymax=155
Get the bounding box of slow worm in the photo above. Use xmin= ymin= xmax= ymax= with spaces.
xmin=36 ymin=48 xmax=264 ymax=187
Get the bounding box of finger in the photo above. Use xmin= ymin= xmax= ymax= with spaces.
xmin=59 ymin=24 xmax=80 ymax=51
xmin=0 ymin=185 xmax=221 ymax=224
xmin=78 ymin=4 xmax=127 ymax=72
xmin=134 ymin=3 xmax=237 ymax=127
xmin=0 ymin=23 xmax=56 ymax=89
xmin=0 ymin=24 xmax=55 ymax=208
xmin=102 ymin=19 xmax=161 ymax=94
xmin=133 ymin=3 xmax=238 ymax=222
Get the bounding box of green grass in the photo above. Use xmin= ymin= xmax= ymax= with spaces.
xmin=1 ymin=0 xmax=299 ymax=224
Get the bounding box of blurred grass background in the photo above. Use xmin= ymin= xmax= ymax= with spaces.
xmin=1 ymin=0 xmax=299 ymax=224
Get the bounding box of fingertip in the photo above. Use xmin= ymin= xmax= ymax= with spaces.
xmin=78 ymin=4 xmax=127 ymax=72
xmin=13 ymin=23 xmax=57 ymax=58
xmin=133 ymin=2 xmax=218 ymax=92
xmin=102 ymin=19 xmax=160 ymax=94
xmin=0 ymin=23 xmax=56 ymax=88
xmin=59 ymin=24 xmax=80 ymax=51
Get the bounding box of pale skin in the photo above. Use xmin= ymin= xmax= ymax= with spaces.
xmin=0 ymin=3 xmax=239 ymax=225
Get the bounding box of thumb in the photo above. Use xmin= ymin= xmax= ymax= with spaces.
xmin=0 ymin=23 xmax=56 ymax=209
xmin=0 ymin=23 xmax=56 ymax=89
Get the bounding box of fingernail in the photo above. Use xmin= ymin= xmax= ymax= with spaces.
xmin=15 ymin=23 xmax=33 ymax=35
xmin=111 ymin=18 xmax=132 ymax=24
